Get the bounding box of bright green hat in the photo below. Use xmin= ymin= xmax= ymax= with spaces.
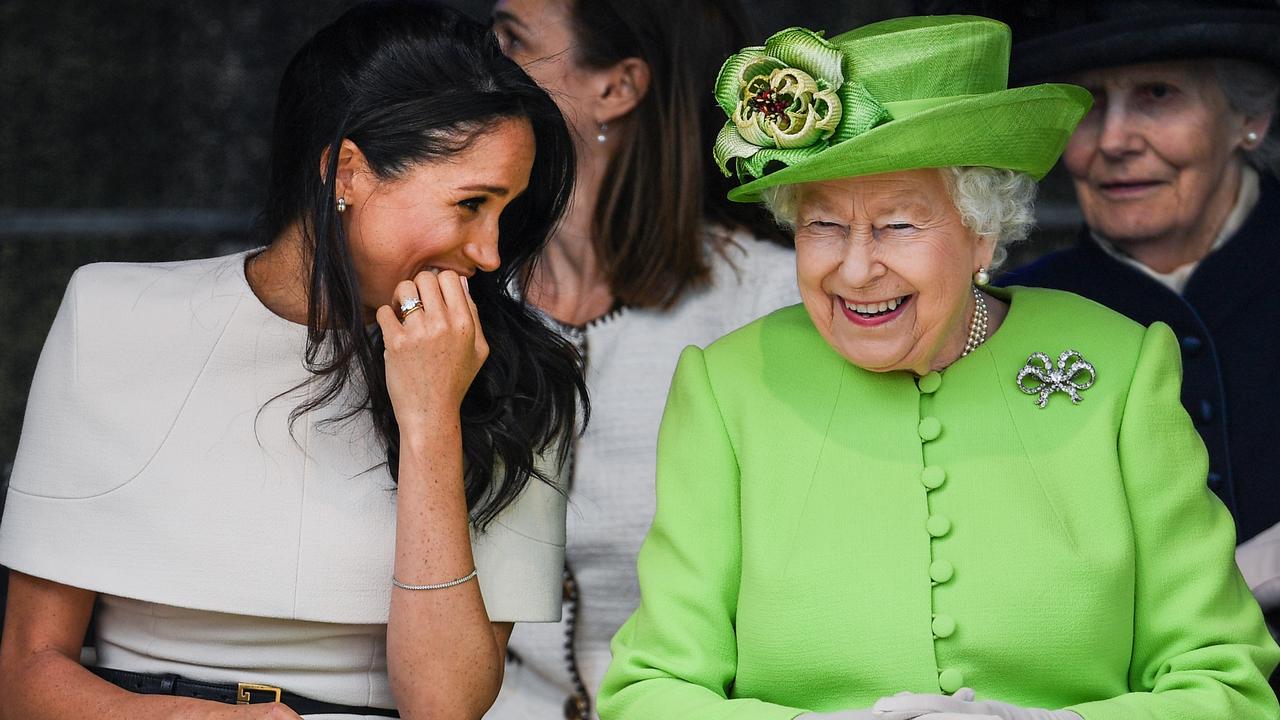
xmin=713 ymin=15 xmax=1092 ymax=202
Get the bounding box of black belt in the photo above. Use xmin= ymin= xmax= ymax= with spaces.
xmin=92 ymin=666 xmax=400 ymax=717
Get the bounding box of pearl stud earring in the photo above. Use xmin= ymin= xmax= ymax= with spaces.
xmin=974 ymin=266 xmax=990 ymax=286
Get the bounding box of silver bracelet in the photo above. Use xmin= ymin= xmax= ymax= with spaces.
xmin=392 ymin=569 xmax=478 ymax=591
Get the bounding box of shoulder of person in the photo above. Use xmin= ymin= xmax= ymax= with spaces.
xmin=11 ymin=253 xmax=254 ymax=495
xmin=995 ymin=245 xmax=1094 ymax=289
xmin=702 ymin=225 xmax=799 ymax=319
xmin=1005 ymin=285 xmax=1145 ymax=344
xmin=63 ymin=252 xmax=252 ymax=351
xmin=705 ymin=226 xmax=793 ymax=279
xmin=698 ymin=303 xmax=834 ymax=380
xmin=670 ymin=304 xmax=845 ymax=435
xmin=996 ymin=286 xmax=1165 ymax=411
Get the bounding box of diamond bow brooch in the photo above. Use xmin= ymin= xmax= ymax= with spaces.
xmin=1016 ymin=350 xmax=1097 ymax=409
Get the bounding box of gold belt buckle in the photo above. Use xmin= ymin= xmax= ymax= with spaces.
xmin=237 ymin=682 xmax=282 ymax=704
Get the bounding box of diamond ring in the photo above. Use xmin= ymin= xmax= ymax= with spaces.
xmin=399 ymin=297 xmax=424 ymax=320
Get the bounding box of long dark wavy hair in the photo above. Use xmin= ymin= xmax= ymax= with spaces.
xmin=260 ymin=0 xmax=585 ymax=527
xmin=568 ymin=0 xmax=791 ymax=309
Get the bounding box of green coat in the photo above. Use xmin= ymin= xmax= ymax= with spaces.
xmin=599 ymin=287 xmax=1279 ymax=720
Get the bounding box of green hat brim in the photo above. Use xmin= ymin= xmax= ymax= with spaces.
xmin=727 ymin=83 xmax=1091 ymax=203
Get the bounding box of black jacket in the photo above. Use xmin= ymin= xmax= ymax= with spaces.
xmin=999 ymin=176 xmax=1280 ymax=543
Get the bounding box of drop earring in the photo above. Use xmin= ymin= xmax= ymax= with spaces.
xmin=337 ymin=197 xmax=347 ymax=213
xmin=973 ymin=266 xmax=990 ymax=286
xmin=596 ymin=122 xmax=608 ymax=144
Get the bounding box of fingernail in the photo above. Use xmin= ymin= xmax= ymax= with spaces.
xmin=461 ymin=276 xmax=469 ymax=291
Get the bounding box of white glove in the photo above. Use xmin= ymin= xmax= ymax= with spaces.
xmin=799 ymin=715 xmax=987 ymax=720
xmin=796 ymin=708 xmax=903 ymax=719
xmin=800 ymin=689 xmax=989 ymax=719
xmin=871 ymin=688 xmax=1081 ymax=720
xmin=1237 ymin=520 xmax=1280 ymax=612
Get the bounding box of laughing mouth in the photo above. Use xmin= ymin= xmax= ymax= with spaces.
xmin=844 ymin=294 xmax=911 ymax=318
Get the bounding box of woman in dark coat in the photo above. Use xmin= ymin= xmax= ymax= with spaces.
xmin=968 ymin=0 xmax=1280 ymax=629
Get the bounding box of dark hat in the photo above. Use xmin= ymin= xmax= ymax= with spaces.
xmin=919 ymin=0 xmax=1280 ymax=83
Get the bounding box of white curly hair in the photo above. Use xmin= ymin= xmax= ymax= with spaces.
xmin=761 ymin=166 xmax=1039 ymax=269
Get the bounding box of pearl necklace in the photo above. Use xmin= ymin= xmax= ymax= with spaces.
xmin=960 ymin=286 xmax=989 ymax=357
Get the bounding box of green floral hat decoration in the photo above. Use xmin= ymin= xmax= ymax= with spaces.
xmin=713 ymin=15 xmax=1093 ymax=202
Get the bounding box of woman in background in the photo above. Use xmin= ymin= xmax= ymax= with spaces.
xmin=0 ymin=2 xmax=583 ymax=718
xmin=487 ymin=1 xmax=797 ymax=717
xmin=968 ymin=0 xmax=1280 ymax=637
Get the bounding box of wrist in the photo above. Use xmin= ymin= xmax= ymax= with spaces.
xmin=396 ymin=404 xmax=461 ymax=437
xmin=397 ymin=416 xmax=463 ymax=469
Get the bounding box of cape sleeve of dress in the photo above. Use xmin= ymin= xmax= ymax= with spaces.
xmin=470 ymin=456 xmax=568 ymax=623
xmin=597 ymin=345 xmax=807 ymax=720
xmin=0 ymin=258 xmax=568 ymax=624
xmin=1066 ymin=323 xmax=1280 ymax=720
xmin=0 ymin=261 xmax=240 ymax=595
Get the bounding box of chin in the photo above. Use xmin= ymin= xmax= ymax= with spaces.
xmin=1087 ymin=205 xmax=1177 ymax=242
xmin=852 ymin=358 xmax=908 ymax=374
xmin=1094 ymin=219 xmax=1173 ymax=247
xmin=831 ymin=342 xmax=905 ymax=374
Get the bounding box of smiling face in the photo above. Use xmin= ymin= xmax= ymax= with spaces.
xmin=492 ymin=0 xmax=600 ymax=149
xmin=1063 ymin=60 xmax=1250 ymax=269
xmin=792 ymin=168 xmax=994 ymax=375
xmin=340 ymin=117 xmax=535 ymax=312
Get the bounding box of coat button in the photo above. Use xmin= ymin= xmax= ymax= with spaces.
xmin=939 ymin=668 xmax=965 ymax=693
xmin=917 ymin=372 xmax=942 ymax=394
xmin=921 ymin=466 xmax=946 ymax=490
xmin=932 ymin=614 xmax=956 ymax=639
xmin=1180 ymin=335 xmax=1203 ymax=355
xmin=930 ymin=559 xmax=954 ymax=583
xmin=918 ymin=417 xmax=942 ymax=441
xmin=927 ymin=515 xmax=952 ymax=538
xmin=1198 ymin=400 xmax=1214 ymax=424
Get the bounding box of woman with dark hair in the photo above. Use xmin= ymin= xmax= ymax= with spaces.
xmin=485 ymin=1 xmax=797 ymax=717
xmin=0 ymin=2 xmax=583 ymax=718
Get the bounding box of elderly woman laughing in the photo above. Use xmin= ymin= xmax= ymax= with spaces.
xmin=597 ymin=15 xmax=1279 ymax=720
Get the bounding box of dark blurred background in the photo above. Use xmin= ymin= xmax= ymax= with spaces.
xmin=0 ymin=0 xmax=1080 ymax=496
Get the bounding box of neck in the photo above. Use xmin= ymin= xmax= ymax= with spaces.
xmin=1122 ymin=161 xmax=1243 ymax=273
xmin=525 ymin=137 xmax=617 ymax=326
xmin=926 ymin=288 xmax=1009 ymax=374
xmin=246 ymin=226 xmax=312 ymax=325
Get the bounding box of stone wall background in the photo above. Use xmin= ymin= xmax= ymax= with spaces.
xmin=0 ymin=0 xmax=1078 ymax=489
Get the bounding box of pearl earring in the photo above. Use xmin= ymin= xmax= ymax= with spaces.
xmin=596 ymin=122 xmax=608 ymax=144
xmin=974 ymin=266 xmax=990 ymax=286
xmin=1246 ymin=130 xmax=1260 ymax=144
xmin=336 ymin=197 xmax=347 ymax=213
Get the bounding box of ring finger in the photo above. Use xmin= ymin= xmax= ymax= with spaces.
xmin=394 ymin=280 xmax=426 ymax=323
